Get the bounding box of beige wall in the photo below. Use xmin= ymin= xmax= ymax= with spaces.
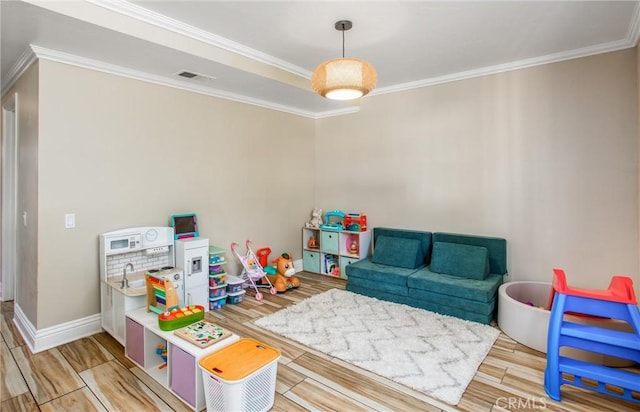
xmin=316 ymin=49 xmax=639 ymax=294
xmin=1 ymin=61 xmax=40 ymax=323
xmin=36 ymin=60 xmax=315 ymax=328
xmin=6 ymin=47 xmax=639 ymax=330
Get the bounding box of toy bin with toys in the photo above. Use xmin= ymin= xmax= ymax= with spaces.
xmin=199 ymin=338 xmax=280 ymax=412
xmin=209 ymin=273 xmax=227 ymax=287
xmin=209 ymin=295 xmax=228 ymax=310
xmin=226 ymin=275 xmax=245 ymax=293
xmin=209 ymin=284 xmax=227 ymax=299
xmin=209 ymin=264 xmax=225 ymax=275
xmin=227 ymin=290 xmax=246 ymax=304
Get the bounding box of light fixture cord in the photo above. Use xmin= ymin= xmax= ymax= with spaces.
xmin=342 ymin=22 xmax=345 ymax=58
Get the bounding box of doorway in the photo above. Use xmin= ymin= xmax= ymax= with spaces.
xmin=2 ymin=93 xmax=18 ymax=302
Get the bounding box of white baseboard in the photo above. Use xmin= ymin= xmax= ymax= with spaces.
xmin=13 ymin=304 xmax=102 ymax=354
xmin=11 ymin=261 xmax=306 ymax=354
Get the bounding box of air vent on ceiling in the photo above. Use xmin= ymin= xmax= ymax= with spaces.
xmin=175 ymin=70 xmax=217 ymax=82
xmin=178 ymin=71 xmax=198 ymax=78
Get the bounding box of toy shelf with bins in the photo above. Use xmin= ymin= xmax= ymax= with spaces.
xmin=125 ymin=307 xmax=239 ymax=411
xmin=302 ymin=228 xmax=371 ymax=279
xmin=208 ymin=246 xmax=228 ymax=310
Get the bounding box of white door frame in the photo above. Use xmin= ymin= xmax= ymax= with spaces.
xmin=2 ymin=93 xmax=18 ymax=302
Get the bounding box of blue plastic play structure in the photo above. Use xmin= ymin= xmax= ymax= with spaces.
xmin=544 ymin=268 xmax=640 ymax=404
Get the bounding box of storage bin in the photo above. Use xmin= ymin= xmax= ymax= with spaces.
xmin=209 ymin=255 xmax=225 ymax=265
xmin=209 ymin=265 xmax=224 ymax=274
xmin=227 ymin=290 xmax=246 ymax=305
xmin=209 ymin=295 xmax=227 ymax=310
xmin=209 ymin=274 xmax=227 ymax=287
xmin=225 ymin=275 xmax=245 ymax=293
xmin=209 ymin=285 xmax=227 ymax=299
xmin=199 ymin=338 xmax=280 ymax=412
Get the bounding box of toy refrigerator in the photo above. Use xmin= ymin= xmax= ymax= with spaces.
xmin=175 ymin=237 xmax=210 ymax=311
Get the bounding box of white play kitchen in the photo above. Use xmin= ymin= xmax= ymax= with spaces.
xmin=99 ymin=225 xmax=223 ymax=410
xmin=99 ymin=226 xmax=210 ymax=345
xmin=99 ymin=223 xmax=280 ymax=411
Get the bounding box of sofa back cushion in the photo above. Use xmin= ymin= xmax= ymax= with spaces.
xmin=433 ymin=232 xmax=507 ymax=275
xmin=371 ymin=235 xmax=424 ymax=269
xmin=373 ymin=228 xmax=432 ymax=262
xmin=430 ymin=241 xmax=489 ymax=280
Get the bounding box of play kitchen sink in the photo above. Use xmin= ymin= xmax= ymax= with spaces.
xmin=105 ymin=270 xmax=147 ymax=295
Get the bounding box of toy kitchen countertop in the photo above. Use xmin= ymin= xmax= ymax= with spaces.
xmin=105 ymin=270 xmax=147 ymax=297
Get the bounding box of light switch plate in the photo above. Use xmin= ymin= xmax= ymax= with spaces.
xmin=65 ymin=213 xmax=75 ymax=228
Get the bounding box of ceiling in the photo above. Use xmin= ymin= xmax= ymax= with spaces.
xmin=2 ymin=1 xmax=639 ymax=118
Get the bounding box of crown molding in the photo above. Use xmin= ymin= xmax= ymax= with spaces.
xmin=29 ymin=45 xmax=357 ymax=119
xmin=372 ymin=38 xmax=636 ymax=97
xmin=627 ymin=1 xmax=640 ymax=46
xmin=1 ymin=48 xmax=37 ymax=98
xmin=87 ymin=0 xmax=311 ymax=79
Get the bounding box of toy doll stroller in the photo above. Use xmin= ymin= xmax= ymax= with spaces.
xmin=231 ymin=240 xmax=277 ymax=300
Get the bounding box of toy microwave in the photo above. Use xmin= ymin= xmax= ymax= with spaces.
xmin=320 ymin=210 xmax=345 ymax=231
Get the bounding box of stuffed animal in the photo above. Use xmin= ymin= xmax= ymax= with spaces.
xmin=266 ymin=252 xmax=300 ymax=292
xmin=305 ymin=208 xmax=323 ymax=229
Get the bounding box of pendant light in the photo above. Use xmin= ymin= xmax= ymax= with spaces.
xmin=311 ymin=20 xmax=377 ymax=100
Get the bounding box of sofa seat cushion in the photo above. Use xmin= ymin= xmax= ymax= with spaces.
xmin=408 ymin=266 xmax=502 ymax=303
xmin=345 ymin=259 xmax=422 ymax=286
xmin=371 ymin=235 xmax=424 ymax=269
xmin=430 ymin=241 xmax=489 ymax=280
xmin=347 ymin=276 xmax=409 ymax=297
xmin=407 ymin=287 xmax=495 ymax=315
xmin=406 ymin=298 xmax=493 ymax=324
xmin=347 ymin=283 xmax=408 ymax=305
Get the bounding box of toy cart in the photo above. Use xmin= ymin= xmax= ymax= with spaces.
xmin=230 ymin=240 xmax=277 ymax=300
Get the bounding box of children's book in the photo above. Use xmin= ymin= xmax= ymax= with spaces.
xmin=173 ymin=321 xmax=232 ymax=348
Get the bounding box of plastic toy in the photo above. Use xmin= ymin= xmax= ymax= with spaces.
xmin=320 ymin=210 xmax=345 ymax=231
xmin=157 ymin=304 xmax=205 ymax=331
xmin=346 ymin=234 xmax=359 ymax=255
xmin=255 ymin=247 xmax=272 ymax=268
xmin=345 ymin=213 xmax=367 ymax=232
xmin=170 ymin=213 xmax=199 ymax=239
xmin=308 ymin=234 xmax=319 ymax=249
xmin=544 ymin=268 xmax=640 ymax=404
xmin=264 ymin=253 xmax=300 ymax=293
xmin=146 ymin=275 xmax=180 ymax=314
xmin=304 ymin=207 xmax=323 ymax=229
xmin=156 ymin=345 xmax=167 ymax=369
xmin=231 ymin=240 xmax=277 ymax=300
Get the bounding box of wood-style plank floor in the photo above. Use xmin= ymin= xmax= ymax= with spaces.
xmin=1 ymin=272 xmax=638 ymax=411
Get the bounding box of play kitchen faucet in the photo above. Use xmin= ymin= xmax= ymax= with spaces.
xmin=121 ymin=263 xmax=134 ymax=289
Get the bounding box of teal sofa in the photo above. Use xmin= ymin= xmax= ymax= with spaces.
xmin=345 ymin=228 xmax=507 ymax=324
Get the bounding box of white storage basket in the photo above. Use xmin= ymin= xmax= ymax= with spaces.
xmin=199 ymin=338 xmax=280 ymax=412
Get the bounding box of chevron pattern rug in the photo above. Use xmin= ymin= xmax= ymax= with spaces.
xmin=254 ymin=288 xmax=499 ymax=405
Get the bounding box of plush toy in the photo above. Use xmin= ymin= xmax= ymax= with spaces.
xmin=305 ymin=208 xmax=323 ymax=229
xmin=266 ymin=252 xmax=300 ymax=292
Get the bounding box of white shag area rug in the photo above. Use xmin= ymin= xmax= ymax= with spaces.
xmin=254 ymin=289 xmax=500 ymax=405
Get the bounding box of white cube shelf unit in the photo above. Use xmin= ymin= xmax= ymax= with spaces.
xmin=302 ymin=227 xmax=371 ymax=279
xmin=125 ymin=308 xmax=239 ymax=411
